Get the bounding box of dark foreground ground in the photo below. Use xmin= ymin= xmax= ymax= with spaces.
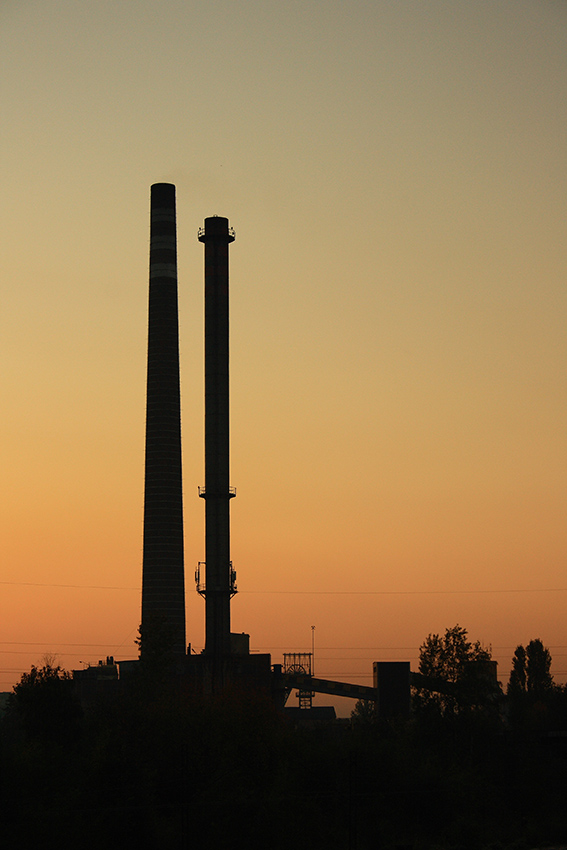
xmin=1 ymin=684 xmax=566 ymax=849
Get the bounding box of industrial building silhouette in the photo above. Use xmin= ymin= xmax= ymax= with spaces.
xmin=141 ymin=182 xmax=186 ymax=659
xmin=140 ymin=184 xmax=273 ymax=696
xmin=77 ymin=183 xmax=419 ymax=717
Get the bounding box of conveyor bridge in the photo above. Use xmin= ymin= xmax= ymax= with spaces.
xmin=283 ymin=672 xmax=377 ymax=702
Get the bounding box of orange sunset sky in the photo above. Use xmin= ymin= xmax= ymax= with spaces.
xmin=1 ymin=1 xmax=566 ymax=713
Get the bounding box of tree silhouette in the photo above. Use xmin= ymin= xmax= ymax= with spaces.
xmin=526 ymin=639 xmax=553 ymax=697
xmin=507 ymin=639 xmax=553 ymax=699
xmin=135 ymin=616 xmax=178 ymax=674
xmin=506 ymin=639 xmax=557 ymax=732
xmin=507 ymin=644 xmax=527 ymax=699
xmin=351 ymin=698 xmax=377 ymax=725
xmin=8 ymin=660 xmax=82 ymax=741
xmin=414 ymin=624 xmax=495 ymax=716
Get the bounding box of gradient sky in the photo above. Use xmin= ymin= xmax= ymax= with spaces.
xmin=1 ymin=1 xmax=566 ymax=711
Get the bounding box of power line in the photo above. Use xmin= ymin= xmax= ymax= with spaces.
xmin=0 ymin=641 xmax=129 ymax=647
xmin=242 ymin=588 xmax=567 ymax=595
xmin=250 ymin=645 xmax=567 ymax=651
xmin=0 ymin=580 xmax=139 ymax=590
xmin=2 ymin=580 xmax=567 ymax=595
xmin=2 ymin=641 xmax=566 ymax=655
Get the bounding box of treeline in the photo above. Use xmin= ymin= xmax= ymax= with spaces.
xmin=407 ymin=625 xmax=567 ymax=733
xmin=1 ymin=629 xmax=566 ymax=849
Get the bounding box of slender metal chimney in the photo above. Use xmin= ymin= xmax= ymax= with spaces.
xmin=197 ymin=216 xmax=236 ymax=658
xmin=141 ymin=183 xmax=186 ymax=659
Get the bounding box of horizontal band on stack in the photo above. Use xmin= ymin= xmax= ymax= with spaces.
xmin=150 ymin=263 xmax=177 ymax=279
